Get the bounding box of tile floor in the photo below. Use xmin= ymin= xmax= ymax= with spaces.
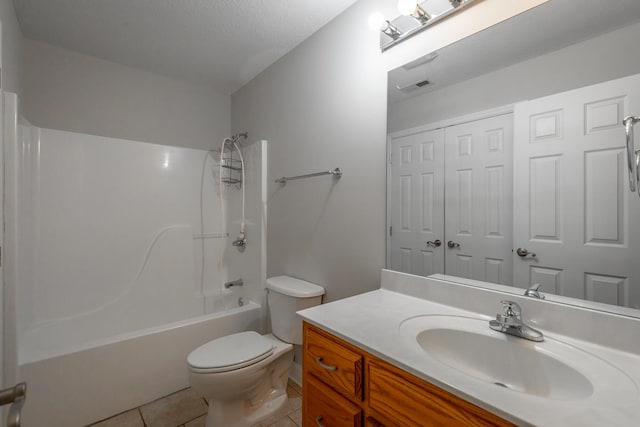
xmin=88 ymin=381 xmax=303 ymax=427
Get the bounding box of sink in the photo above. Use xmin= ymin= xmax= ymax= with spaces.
xmin=417 ymin=326 xmax=591 ymax=399
xmin=399 ymin=315 xmax=638 ymax=401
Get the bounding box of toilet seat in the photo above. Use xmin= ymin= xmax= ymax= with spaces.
xmin=188 ymin=331 xmax=275 ymax=373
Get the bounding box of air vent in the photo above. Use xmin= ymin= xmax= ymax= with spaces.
xmin=395 ymin=79 xmax=432 ymax=94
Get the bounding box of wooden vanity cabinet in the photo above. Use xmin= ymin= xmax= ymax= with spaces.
xmin=302 ymin=322 xmax=515 ymax=427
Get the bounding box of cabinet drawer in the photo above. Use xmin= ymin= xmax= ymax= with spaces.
xmin=367 ymin=359 xmax=514 ymax=427
xmin=304 ymin=324 xmax=363 ymax=400
xmin=305 ymin=374 xmax=362 ymax=427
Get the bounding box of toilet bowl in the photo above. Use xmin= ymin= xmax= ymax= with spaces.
xmin=187 ymin=276 xmax=324 ymax=427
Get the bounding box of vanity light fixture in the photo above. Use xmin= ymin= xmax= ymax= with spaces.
xmin=398 ymin=0 xmax=431 ymax=23
xmin=378 ymin=0 xmax=478 ymax=51
xmin=381 ymin=20 xmax=403 ymax=38
xmin=369 ymin=12 xmax=403 ymax=38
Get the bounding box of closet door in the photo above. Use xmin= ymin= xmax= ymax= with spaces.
xmin=513 ymin=74 xmax=640 ymax=307
xmin=444 ymin=114 xmax=514 ymax=285
xmin=388 ymin=129 xmax=445 ymax=276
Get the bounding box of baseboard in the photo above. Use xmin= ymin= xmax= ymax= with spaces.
xmin=289 ymin=361 xmax=302 ymax=387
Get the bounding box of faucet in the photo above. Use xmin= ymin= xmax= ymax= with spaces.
xmin=524 ymin=283 xmax=545 ymax=299
xmin=489 ymin=300 xmax=544 ymax=342
xmin=224 ymin=278 xmax=243 ymax=289
xmin=232 ymin=232 xmax=246 ymax=251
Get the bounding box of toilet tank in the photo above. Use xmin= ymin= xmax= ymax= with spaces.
xmin=266 ymin=276 xmax=325 ymax=345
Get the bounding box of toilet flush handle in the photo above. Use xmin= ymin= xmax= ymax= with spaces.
xmin=315 ymin=357 xmax=337 ymax=371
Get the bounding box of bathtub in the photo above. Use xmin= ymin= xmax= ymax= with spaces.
xmin=3 ymin=93 xmax=270 ymax=426
xmin=20 ymin=301 xmax=263 ymax=427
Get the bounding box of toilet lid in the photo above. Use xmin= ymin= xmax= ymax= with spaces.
xmin=187 ymin=331 xmax=274 ymax=372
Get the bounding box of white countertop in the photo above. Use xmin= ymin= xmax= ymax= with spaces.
xmin=297 ymin=279 xmax=640 ymax=427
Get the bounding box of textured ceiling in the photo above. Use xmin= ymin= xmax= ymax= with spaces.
xmin=14 ymin=0 xmax=360 ymax=94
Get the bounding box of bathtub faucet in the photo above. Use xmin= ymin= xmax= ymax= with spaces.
xmin=224 ymin=279 xmax=243 ymax=289
xmin=232 ymin=232 xmax=246 ymax=250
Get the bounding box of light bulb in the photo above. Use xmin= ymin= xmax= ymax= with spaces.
xmin=368 ymin=12 xmax=385 ymax=31
xmin=398 ymin=0 xmax=417 ymax=16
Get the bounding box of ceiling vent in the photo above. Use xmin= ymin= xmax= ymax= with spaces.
xmin=396 ymin=79 xmax=432 ymax=94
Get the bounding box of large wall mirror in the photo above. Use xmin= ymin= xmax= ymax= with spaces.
xmin=386 ymin=0 xmax=640 ymax=314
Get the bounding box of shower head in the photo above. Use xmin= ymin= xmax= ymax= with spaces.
xmin=231 ymin=132 xmax=248 ymax=145
xmin=218 ymin=132 xmax=248 ymax=151
xmin=226 ymin=132 xmax=249 ymax=148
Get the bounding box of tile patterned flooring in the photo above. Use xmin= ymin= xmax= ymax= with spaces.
xmin=89 ymin=381 xmax=303 ymax=427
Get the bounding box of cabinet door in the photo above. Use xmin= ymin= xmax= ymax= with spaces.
xmin=364 ymin=416 xmax=387 ymax=427
xmin=367 ymin=359 xmax=514 ymax=427
xmin=305 ymin=374 xmax=362 ymax=427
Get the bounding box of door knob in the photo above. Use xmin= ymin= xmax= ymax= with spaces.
xmin=426 ymin=240 xmax=442 ymax=247
xmin=447 ymin=241 xmax=460 ymax=249
xmin=516 ymin=248 xmax=536 ymax=258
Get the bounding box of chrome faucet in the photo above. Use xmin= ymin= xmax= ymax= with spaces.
xmin=524 ymin=283 xmax=545 ymax=299
xmin=232 ymin=232 xmax=246 ymax=251
xmin=224 ymin=278 xmax=243 ymax=289
xmin=489 ymin=300 xmax=544 ymax=342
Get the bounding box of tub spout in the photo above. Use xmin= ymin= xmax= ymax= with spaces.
xmin=224 ymin=279 xmax=243 ymax=289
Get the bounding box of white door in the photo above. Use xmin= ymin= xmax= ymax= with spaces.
xmin=513 ymin=74 xmax=640 ymax=308
xmin=388 ymin=129 xmax=445 ymax=276
xmin=444 ymin=114 xmax=514 ymax=284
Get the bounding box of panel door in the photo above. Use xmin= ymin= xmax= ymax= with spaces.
xmin=513 ymin=74 xmax=640 ymax=308
xmin=444 ymin=114 xmax=514 ymax=285
xmin=388 ymin=129 xmax=445 ymax=276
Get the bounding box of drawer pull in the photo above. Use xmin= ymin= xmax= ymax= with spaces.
xmin=315 ymin=357 xmax=337 ymax=371
xmin=316 ymin=416 xmax=324 ymax=427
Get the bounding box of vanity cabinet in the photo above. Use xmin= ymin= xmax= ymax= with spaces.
xmin=302 ymin=322 xmax=514 ymax=427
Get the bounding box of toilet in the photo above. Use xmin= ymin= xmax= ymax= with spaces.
xmin=187 ymin=276 xmax=325 ymax=427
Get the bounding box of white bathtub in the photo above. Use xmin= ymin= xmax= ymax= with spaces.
xmin=2 ymin=94 xmax=270 ymax=426
xmin=20 ymin=301 xmax=263 ymax=427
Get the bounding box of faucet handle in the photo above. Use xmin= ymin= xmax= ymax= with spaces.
xmin=524 ymin=283 xmax=545 ymax=299
xmin=497 ymin=300 xmax=522 ymax=325
xmin=501 ymin=300 xmax=521 ymax=316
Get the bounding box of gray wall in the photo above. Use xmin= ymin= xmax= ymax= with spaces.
xmin=231 ymin=0 xmax=545 ymax=301
xmin=22 ymin=39 xmax=230 ymax=150
xmin=232 ymin=0 xmax=388 ymax=303
xmin=1 ymin=0 xmax=23 ymax=95
xmin=389 ymin=21 xmax=640 ymax=133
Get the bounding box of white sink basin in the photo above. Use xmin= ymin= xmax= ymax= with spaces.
xmin=399 ymin=315 xmax=637 ymax=401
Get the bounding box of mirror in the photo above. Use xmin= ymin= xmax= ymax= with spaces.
xmin=386 ymin=0 xmax=640 ymax=314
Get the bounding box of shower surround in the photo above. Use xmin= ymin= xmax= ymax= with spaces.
xmin=3 ymin=93 xmax=268 ymax=426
